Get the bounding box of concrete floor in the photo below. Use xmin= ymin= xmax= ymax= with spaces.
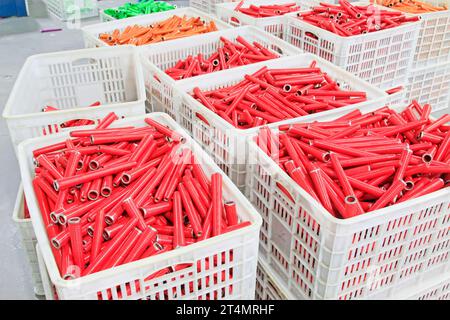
xmin=0 ymin=0 xmax=188 ymax=300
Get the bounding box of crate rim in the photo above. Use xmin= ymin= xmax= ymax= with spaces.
xmin=175 ymin=53 xmax=388 ymax=135
xmin=2 ymin=45 xmax=146 ymax=120
xmin=17 ymin=112 xmax=262 ymax=290
xmin=247 ymin=107 xmax=450 ymax=229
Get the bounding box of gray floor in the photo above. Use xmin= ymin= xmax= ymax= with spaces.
xmin=0 ymin=0 xmax=188 ymax=300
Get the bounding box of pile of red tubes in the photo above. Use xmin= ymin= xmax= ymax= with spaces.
xmin=31 ymin=112 xmax=249 ymax=281
xmin=234 ymin=1 xmax=300 ymax=17
xmin=256 ymin=102 xmax=450 ymax=219
xmin=41 ymin=101 xmax=101 ymax=135
xmin=192 ymin=62 xmax=367 ymax=129
xmin=297 ymin=0 xmax=420 ymax=36
xmin=164 ymin=36 xmax=279 ymax=80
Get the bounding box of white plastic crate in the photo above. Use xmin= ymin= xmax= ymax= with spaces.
xmin=215 ymin=0 xmax=302 ymax=39
xmin=12 ymin=184 xmax=44 ymax=296
xmin=82 ymin=7 xmax=232 ymax=49
xmin=173 ymin=54 xmax=387 ymax=190
xmin=99 ymin=3 xmax=178 ymax=22
xmin=44 ymin=0 xmax=98 ymax=21
xmin=284 ymin=3 xmax=421 ymax=90
xmin=300 ymin=0 xmax=360 ymax=8
xmin=246 ymin=106 xmax=450 ymax=300
xmin=140 ymin=26 xmax=303 ymax=119
xmin=408 ymin=0 xmax=450 ymax=67
xmin=363 ymin=0 xmax=450 ymax=67
xmin=404 ymin=60 xmax=450 ymax=113
xmin=189 ymin=0 xmax=238 ymax=14
xmin=256 ymin=245 xmax=450 ymax=300
xmin=2 ymin=46 xmax=146 ymax=157
xmin=17 ymin=113 xmax=262 ymax=300
xmin=256 ymin=257 xmax=296 ymax=300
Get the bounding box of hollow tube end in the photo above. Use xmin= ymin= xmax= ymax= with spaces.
xmin=87 ymin=190 xmax=99 ymax=201
xmin=404 ymin=180 xmax=414 ymax=191
xmin=101 ymin=187 xmax=112 ymax=198
xmin=68 ymin=217 xmax=81 ymax=225
xmin=345 ymin=195 xmax=357 ymax=205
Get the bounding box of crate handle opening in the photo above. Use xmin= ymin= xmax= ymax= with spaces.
xmin=72 ymin=58 xmax=98 ymax=67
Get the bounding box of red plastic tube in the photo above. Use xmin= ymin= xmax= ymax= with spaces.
xmin=178 ymin=182 xmax=203 ymax=237
xmin=101 ymin=175 xmax=113 ymax=197
xmin=369 ymin=181 xmax=405 ymax=212
xmin=123 ymin=226 xmax=158 ymax=263
xmin=103 ymin=228 xmax=142 ymax=269
xmin=211 ymin=173 xmax=223 ymax=237
xmin=90 ymin=209 xmax=106 ymax=262
xmin=83 ymin=218 xmax=138 ymax=275
xmin=224 ymin=201 xmax=239 ymax=226
xmin=140 ymin=202 xmax=173 ymax=219
xmin=122 ymin=197 xmax=147 ymax=231
xmin=173 ymin=191 xmax=185 ymax=248
xmin=54 ymin=162 xmax=136 ymax=191
xmin=144 ymin=117 xmax=185 ymax=143
xmin=399 ymin=178 xmax=445 ymax=203
xmin=393 ymin=147 xmax=413 ymax=182
xmin=67 ymin=217 xmax=84 ymax=271
xmin=96 ymin=112 xmax=118 ymax=129
xmin=182 ymin=176 xmax=208 ymax=218
xmin=308 ymin=165 xmax=333 ymax=213
xmin=36 ymin=154 xmax=64 ymax=179
xmin=192 ymin=65 xmax=368 ymax=129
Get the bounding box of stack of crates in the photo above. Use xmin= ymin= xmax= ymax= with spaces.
xmin=400 ymin=0 xmax=450 ymax=112
xmin=356 ymin=0 xmax=450 ymax=112
xmin=246 ymin=104 xmax=450 ymax=300
xmin=3 ymin=46 xmax=147 ymax=298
